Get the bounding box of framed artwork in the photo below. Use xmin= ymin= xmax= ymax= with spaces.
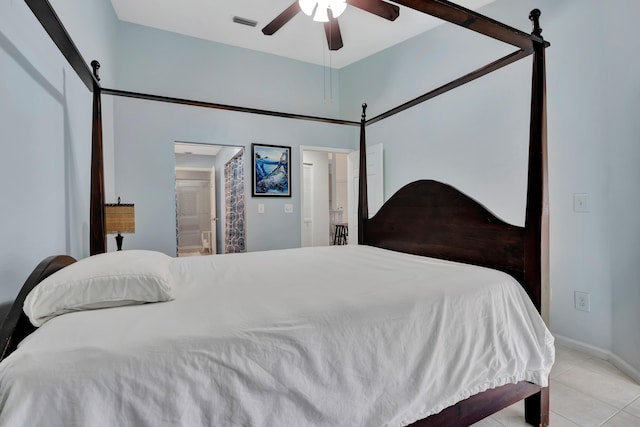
xmin=252 ymin=143 xmax=291 ymax=197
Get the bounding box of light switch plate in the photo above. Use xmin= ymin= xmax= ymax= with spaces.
xmin=258 ymin=204 xmax=265 ymax=214
xmin=573 ymin=193 xmax=589 ymax=213
xmin=284 ymin=204 xmax=293 ymax=213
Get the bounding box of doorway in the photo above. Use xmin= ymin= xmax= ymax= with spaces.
xmin=300 ymin=146 xmax=352 ymax=247
xmin=175 ymin=169 xmax=215 ymax=256
xmin=174 ymin=142 xmax=245 ymax=256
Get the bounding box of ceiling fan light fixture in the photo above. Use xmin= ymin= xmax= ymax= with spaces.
xmin=313 ymin=4 xmax=330 ymax=22
xmin=330 ymin=0 xmax=347 ymax=18
xmin=299 ymin=0 xmax=317 ymax=17
xmin=299 ymin=0 xmax=347 ymax=23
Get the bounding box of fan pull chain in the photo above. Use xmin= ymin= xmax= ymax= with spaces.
xmin=323 ymin=30 xmax=327 ymax=102
xmin=323 ymin=21 xmax=333 ymax=104
xmin=329 ymin=24 xmax=333 ymax=103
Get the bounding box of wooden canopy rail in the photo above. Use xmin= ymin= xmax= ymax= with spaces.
xmin=393 ymin=0 xmax=546 ymax=50
xmin=368 ymin=0 xmax=550 ymax=125
xmin=367 ymin=49 xmax=529 ymax=126
xmin=24 ymin=0 xmax=97 ymax=91
xmin=101 ymin=88 xmax=359 ymax=127
xmin=23 ymin=0 xmax=550 ymax=256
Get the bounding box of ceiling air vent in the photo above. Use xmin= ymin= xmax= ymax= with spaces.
xmin=233 ymin=16 xmax=258 ymax=27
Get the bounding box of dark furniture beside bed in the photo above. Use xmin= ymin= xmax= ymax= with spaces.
xmin=333 ymin=223 xmax=349 ymax=245
xmin=2 ymin=1 xmax=551 ymax=425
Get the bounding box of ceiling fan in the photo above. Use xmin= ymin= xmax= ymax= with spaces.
xmin=262 ymin=0 xmax=400 ymax=51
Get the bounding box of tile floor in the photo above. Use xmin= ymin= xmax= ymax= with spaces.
xmin=472 ymin=343 xmax=640 ymax=426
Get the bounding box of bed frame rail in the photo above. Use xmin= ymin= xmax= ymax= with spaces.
xmin=409 ymin=382 xmax=547 ymax=426
xmin=0 ymin=255 xmax=76 ymax=361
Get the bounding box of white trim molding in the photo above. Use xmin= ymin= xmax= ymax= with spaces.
xmin=554 ymin=334 xmax=640 ymax=384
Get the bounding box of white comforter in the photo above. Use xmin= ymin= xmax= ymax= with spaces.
xmin=0 ymin=245 xmax=554 ymax=427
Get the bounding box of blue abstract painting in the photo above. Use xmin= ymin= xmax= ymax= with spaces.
xmin=252 ymin=144 xmax=291 ymax=197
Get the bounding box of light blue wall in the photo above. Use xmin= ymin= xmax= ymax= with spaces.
xmin=602 ymin=1 xmax=640 ymax=379
xmin=112 ymin=98 xmax=355 ymax=255
xmin=48 ymin=0 xmax=119 ymax=227
xmin=0 ymin=0 xmax=117 ymax=303
xmin=341 ymin=0 xmax=640 ymax=374
xmin=49 ymin=0 xmax=118 ymax=88
xmin=115 ymin=22 xmax=345 ymax=120
xmin=112 ymin=23 xmax=357 ymax=255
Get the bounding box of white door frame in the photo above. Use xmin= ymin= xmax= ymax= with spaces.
xmin=209 ymin=166 xmax=217 ymax=254
xmin=299 ymin=146 xmax=354 ymax=248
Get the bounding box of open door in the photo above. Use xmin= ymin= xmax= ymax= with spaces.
xmin=347 ymin=143 xmax=383 ymax=244
xmin=299 ymin=146 xmax=352 ymax=247
xmin=176 ymin=177 xmax=211 ymax=255
xmin=208 ymin=166 xmax=217 ymax=254
xmin=302 ymin=163 xmax=314 ymax=247
xmin=301 ymin=151 xmax=330 ymax=247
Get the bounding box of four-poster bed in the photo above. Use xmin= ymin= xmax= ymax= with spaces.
xmin=0 ymin=1 xmax=552 ymax=426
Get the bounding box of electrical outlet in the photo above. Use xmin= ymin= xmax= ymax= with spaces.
xmin=574 ymin=291 xmax=591 ymax=312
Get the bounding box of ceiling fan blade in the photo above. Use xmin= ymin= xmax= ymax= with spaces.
xmin=347 ymin=0 xmax=399 ymax=21
xmin=324 ymin=16 xmax=344 ymax=51
xmin=262 ymin=1 xmax=301 ymax=35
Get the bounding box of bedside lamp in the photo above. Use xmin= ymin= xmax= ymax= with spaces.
xmin=105 ymin=197 xmax=135 ymax=251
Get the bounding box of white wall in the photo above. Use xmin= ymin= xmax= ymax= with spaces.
xmin=0 ymin=0 xmax=117 ymax=303
xmin=340 ymin=0 xmax=640 ymax=374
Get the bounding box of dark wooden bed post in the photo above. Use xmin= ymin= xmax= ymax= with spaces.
xmin=90 ymin=60 xmax=106 ymax=255
xmin=357 ymin=103 xmax=368 ymax=244
xmin=523 ymin=9 xmax=550 ymax=427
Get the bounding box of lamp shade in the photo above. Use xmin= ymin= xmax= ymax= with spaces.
xmin=104 ymin=202 xmax=135 ymax=234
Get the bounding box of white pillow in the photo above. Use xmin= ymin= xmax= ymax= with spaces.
xmin=24 ymin=250 xmax=175 ymax=326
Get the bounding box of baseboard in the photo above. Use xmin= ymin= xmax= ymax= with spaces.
xmin=554 ymin=334 xmax=640 ymax=384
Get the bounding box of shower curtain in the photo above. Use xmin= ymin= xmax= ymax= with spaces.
xmin=224 ymin=151 xmax=246 ymax=253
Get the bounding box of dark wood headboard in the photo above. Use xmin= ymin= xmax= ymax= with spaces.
xmin=357 ymin=9 xmax=549 ymax=318
xmin=363 ymin=180 xmax=526 ymax=283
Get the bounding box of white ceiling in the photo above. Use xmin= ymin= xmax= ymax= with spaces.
xmin=175 ymin=142 xmax=222 ymax=156
xmin=109 ymin=0 xmax=496 ymax=69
